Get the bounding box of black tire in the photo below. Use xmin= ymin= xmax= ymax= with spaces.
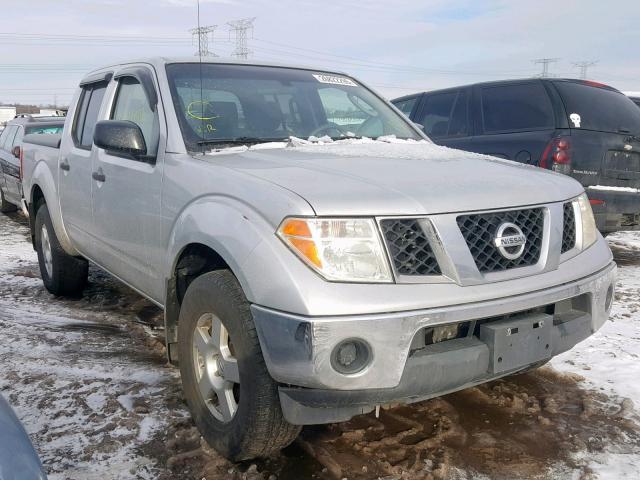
xmin=0 ymin=187 xmax=17 ymax=213
xmin=178 ymin=270 xmax=301 ymax=461
xmin=34 ymin=203 xmax=88 ymax=296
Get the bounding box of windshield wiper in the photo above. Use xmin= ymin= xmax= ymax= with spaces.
xmin=197 ymin=137 xmax=288 ymax=147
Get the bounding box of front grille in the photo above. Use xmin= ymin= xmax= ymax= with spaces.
xmin=380 ymin=219 xmax=441 ymax=276
xmin=457 ymin=208 xmax=544 ymax=273
xmin=561 ymin=202 xmax=576 ymax=253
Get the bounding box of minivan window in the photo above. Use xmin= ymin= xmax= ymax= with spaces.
xmin=481 ymin=82 xmax=554 ymax=133
xmin=111 ymin=76 xmax=160 ymax=157
xmin=554 ymin=81 xmax=640 ymax=134
xmin=416 ymin=90 xmax=468 ymax=139
xmin=393 ymin=97 xmax=418 ymax=117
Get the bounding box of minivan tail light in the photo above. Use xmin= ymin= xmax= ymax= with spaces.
xmin=540 ymin=137 xmax=571 ymax=174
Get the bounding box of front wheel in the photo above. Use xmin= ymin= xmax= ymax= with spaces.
xmin=178 ymin=270 xmax=301 ymax=461
xmin=34 ymin=204 xmax=88 ymax=296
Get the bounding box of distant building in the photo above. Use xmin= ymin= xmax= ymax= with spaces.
xmin=0 ymin=106 xmax=17 ymax=126
xmin=35 ymin=108 xmax=67 ymax=117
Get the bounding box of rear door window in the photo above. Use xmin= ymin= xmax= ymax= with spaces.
xmin=481 ymin=82 xmax=554 ymax=133
xmin=416 ymin=90 xmax=468 ymax=139
xmin=73 ymin=83 xmax=107 ymax=149
xmin=554 ymin=81 xmax=640 ymax=134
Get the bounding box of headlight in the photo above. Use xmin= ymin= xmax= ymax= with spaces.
xmin=575 ymin=193 xmax=598 ymax=249
xmin=277 ymin=217 xmax=392 ymax=282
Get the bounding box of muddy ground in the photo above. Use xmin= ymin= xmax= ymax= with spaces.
xmin=1 ymin=211 xmax=639 ymax=480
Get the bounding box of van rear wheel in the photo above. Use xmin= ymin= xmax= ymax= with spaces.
xmin=178 ymin=270 xmax=301 ymax=461
xmin=35 ymin=204 xmax=88 ymax=296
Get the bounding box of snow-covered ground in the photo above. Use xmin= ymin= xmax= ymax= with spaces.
xmin=551 ymin=231 xmax=640 ymax=477
xmin=0 ymin=211 xmax=639 ymax=479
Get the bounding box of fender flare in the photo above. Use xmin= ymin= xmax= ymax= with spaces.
xmin=163 ymin=195 xmax=276 ymax=361
xmin=29 ymin=162 xmax=79 ymax=256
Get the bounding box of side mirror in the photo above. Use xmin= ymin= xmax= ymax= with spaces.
xmin=413 ymin=122 xmax=425 ymax=132
xmin=94 ymin=120 xmax=147 ymax=160
xmin=11 ymin=146 xmax=21 ymax=159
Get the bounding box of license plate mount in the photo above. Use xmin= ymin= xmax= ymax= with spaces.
xmin=479 ymin=313 xmax=553 ymax=374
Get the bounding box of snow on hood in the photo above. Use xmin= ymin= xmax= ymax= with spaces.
xmin=204 ymin=136 xmax=584 ymax=216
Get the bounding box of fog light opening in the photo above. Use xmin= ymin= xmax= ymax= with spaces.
xmin=331 ymin=339 xmax=371 ymax=375
xmin=605 ymin=284 xmax=614 ymax=311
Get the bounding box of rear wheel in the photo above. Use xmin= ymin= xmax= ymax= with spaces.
xmin=35 ymin=204 xmax=88 ymax=296
xmin=178 ymin=270 xmax=301 ymax=461
xmin=0 ymin=187 xmax=17 ymax=213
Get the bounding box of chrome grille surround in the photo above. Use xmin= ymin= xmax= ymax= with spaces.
xmin=456 ymin=208 xmax=545 ymax=273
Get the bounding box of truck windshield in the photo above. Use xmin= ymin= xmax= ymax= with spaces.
xmin=165 ymin=63 xmax=421 ymax=151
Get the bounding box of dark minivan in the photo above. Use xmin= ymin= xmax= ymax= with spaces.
xmin=393 ymin=79 xmax=640 ymax=234
xmin=0 ymin=116 xmax=64 ymax=213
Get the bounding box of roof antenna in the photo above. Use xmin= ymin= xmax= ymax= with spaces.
xmin=196 ymin=0 xmax=205 ymax=153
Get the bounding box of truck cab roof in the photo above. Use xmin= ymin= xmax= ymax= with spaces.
xmin=80 ymin=56 xmax=350 ymax=85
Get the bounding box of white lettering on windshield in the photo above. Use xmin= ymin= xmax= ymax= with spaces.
xmin=312 ymin=74 xmax=358 ymax=87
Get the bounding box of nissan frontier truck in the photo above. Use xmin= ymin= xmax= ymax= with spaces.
xmin=20 ymin=57 xmax=616 ymax=461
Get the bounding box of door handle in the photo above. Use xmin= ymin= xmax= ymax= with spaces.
xmin=60 ymin=160 xmax=70 ymax=171
xmin=92 ymin=171 xmax=106 ymax=182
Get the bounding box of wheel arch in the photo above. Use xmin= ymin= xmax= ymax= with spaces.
xmin=28 ymin=163 xmax=78 ymax=255
xmin=163 ymin=197 xmax=274 ymax=364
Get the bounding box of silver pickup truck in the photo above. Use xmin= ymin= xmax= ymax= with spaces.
xmin=21 ymin=57 xmax=616 ymax=461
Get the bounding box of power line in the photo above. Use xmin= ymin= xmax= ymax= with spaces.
xmin=573 ymin=60 xmax=598 ymax=80
xmin=227 ymin=18 xmax=256 ymax=60
xmin=533 ymin=58 xmax=560 ymax=78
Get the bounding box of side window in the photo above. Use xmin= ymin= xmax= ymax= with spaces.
xmin=72 ymin=87 xmax=91 ymax=146
xmin=0 ymin=126 xmax=14 ymax=151
xmin=12 ymin=126 xmax=24 ymax=147
xmin=111 ymin=77 xmax=159 ymax=157
xmin=481 ymin=83 xmax=554 ymax=133
xmin=72 ymin=83 xmax=107 ymax=149
xmin=416 ymin=91 xmax=458 ymax=139
xmin=448 ymin=91 xmax=468 ymax=137
xmin=393 ymin=97 xmax=418 ymax=117
xmin=81 ymin=84 xmax=107 ymax=147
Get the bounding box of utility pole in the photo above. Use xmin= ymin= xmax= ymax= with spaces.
xmin=227 ymin=18 xmax=256 ymax=60
xmin=190 ymin=25 xmax=218 ymax=57
xmin=533 ymin=58 xmax=559 ymax=78
xmin=573 ymin=60 xmax=598 ymax=80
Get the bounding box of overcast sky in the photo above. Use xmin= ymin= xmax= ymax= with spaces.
xmin=1 ymin=0 xmax=638 ymax=106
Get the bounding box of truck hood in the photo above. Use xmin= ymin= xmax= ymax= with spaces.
xmin=207 ymin=140 xmax=584 ymax=216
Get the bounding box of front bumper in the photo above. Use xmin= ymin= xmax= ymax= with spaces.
xmin=252 ymin=261 xmax=616 ymax=424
